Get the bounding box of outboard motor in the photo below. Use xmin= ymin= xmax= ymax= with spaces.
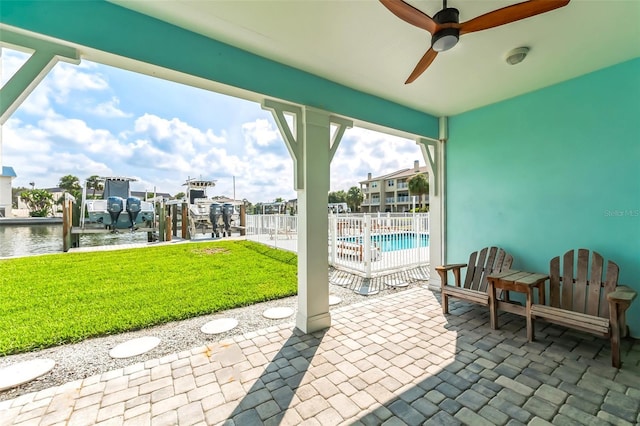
xmin=126 ymin=197 xmax=142 ymax=230
xmin=209 ymin=202 xmax=222 ymax=238
xmin=107 ymin=196 xmax=123 ymax=231
xmin=222 ymin=203 xmax=234 ymax=237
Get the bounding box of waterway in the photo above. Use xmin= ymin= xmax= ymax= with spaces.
xmin=0 ymin=224 xmax=150 ymax=258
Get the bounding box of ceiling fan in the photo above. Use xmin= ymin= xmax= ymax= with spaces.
xmin=380 ymin=0 xmax=570 ymax=83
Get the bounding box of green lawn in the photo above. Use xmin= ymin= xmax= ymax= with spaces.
xmin=0 ymin=240 xmax=297 ymax=356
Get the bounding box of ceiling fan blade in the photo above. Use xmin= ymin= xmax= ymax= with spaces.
xmin=460 ymin=0 xmax=570 ymax=35
xmin=379 ymin=0 xmax=439 ymax=34
xmin=405 ymin=48 xmax=438 ymax=84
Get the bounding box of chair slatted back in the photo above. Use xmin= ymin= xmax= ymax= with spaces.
xmin=549 ymin=249 xmax=619 ymax=318
xmin=464 ymin=247 xmax=513 ymax=292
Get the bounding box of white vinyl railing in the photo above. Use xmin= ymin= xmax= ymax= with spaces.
xmin=245 ymin=214 xmax=298 ymax=252
xmin=246 ymin=213 xmax=429 ymax=278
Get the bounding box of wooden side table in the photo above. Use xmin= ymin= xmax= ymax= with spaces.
xmin=487 ymin=270 xmax=548 ymax=341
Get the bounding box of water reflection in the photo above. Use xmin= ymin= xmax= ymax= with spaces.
xmin=0 ymin=225 xmax=150 ymax=258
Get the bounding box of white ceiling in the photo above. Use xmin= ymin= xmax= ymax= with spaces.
xmin=112 ymin=0 xmax=640 ymax=117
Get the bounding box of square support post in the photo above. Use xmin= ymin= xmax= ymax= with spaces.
xmin=417 ymin=134 xmax=446 ymax=290
xmin=263 ymin=100 xmax=351 ymax=334
xmin=296 ymin=108 xmax=331 ymax=333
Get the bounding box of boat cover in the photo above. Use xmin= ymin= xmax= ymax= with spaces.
xmin=104 ymin=180 xmax=130 ymax=199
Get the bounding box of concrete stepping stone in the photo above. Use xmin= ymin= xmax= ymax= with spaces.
xmin=109 ymin=336 xmax=160 ymax=359
xmin=329 ymin=295 xmax=342 ymax=306
xmin=0 ymin=359 xmax=56 ymax=391
xmin=201 ymin=318 xmax=239 ymax=335
xmin=385 ymin=277 xmax=409 ymax=288
xmin=330 ymin=274 xmax=352 ymax=287
xmin=354 ymin=280 xmax=379 ymax=296
xmin=263 ymin=307 xmax=294 ymax=319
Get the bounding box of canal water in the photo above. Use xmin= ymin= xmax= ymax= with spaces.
xmin=0 ymin=224 xmax=150 ymax=258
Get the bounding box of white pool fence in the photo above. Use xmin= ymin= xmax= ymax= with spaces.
xmin=245 ymin=213 xmax=429 ymax=278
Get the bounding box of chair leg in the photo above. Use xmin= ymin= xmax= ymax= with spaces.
xmin=610 ymin=302 xmax=621 ymax=368
xmin=442 ymin=292 xmax=449 ymax=314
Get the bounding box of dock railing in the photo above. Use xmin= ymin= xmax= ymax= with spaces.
xmin=246 ymin=213 xmax=429 ymax=278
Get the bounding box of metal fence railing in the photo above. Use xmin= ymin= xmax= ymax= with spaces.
xmin=246 ymin=213 xmax=429 ymax=278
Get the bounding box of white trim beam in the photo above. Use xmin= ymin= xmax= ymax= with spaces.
xmin=329 ymin=115 xmax=352 ymax=162
xmin=262 ymin=99 xmax=304 ymax=189
xmin=0 ymin=29 xmax=79 ymax=124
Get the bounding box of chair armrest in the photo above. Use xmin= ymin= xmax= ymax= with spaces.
xmin=607 ymin=286 xmax=637 ymax=303
xmin=436 ymin=264 xmax=467 ymax=288
xmin=435 ymin=263 xmax=468 ymax=272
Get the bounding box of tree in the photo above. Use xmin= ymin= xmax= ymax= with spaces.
xmin=20 ymin=189 xmax=54 ymax=217
xmin=328 ymin=190 xmax=347 ymax=204
xmin=408 ymin=173 xmax=429 ymax=210
xmin=85 ymin=175 xmax=104 ymax=199
xmin=346 ymin=186 xmax=364 ymax=212
xmin=274 ymin=197 xmax=285 ymax=203
xmin=174 ymin=192 xmax=186 ymax=200
xmin=58 ymin=175 xmax=82 ymax=201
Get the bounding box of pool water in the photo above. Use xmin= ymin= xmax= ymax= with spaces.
xmin=340 ymin=233 xmax=429 ymax=252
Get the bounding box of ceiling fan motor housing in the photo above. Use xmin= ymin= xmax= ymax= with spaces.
xmin=432 ymin=8 xmax=460 ymax=52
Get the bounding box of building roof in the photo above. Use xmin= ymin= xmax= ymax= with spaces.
xmin=359 ymin=166 xmax=428 ymax=184
xmin=1 ymin=166 xmax=17 ymax=178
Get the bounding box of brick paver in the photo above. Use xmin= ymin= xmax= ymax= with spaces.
xmin=1 ymin=286 xmax=639 ymax=425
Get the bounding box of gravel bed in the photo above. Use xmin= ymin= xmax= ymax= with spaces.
xmin=0 ymin=267 xmax=430 ymax=401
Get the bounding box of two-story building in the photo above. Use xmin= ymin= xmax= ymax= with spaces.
xmin=359 ymin=160 xmax=428 ymax=213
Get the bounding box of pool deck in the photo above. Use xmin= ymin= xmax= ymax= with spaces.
xmin=1 ymin=286 xmax=638 ymax=425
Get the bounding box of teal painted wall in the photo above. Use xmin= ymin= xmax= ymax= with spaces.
xmin=448 ymin=58 xmax=640 ymax=337
xmin=1 ymin=1 xmax=439 ymax=139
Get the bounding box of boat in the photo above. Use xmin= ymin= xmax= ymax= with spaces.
xmin=182 ymin=178 xmax=241 ymax=236
xmin=82 ymin=177 xmax=154 ymax=230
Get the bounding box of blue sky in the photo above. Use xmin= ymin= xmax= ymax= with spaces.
xmin=1 ymin=48 xmax=424 ymax=203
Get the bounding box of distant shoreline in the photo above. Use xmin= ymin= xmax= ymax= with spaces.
xmin=0 ymin=217 xmax=63 ymax=226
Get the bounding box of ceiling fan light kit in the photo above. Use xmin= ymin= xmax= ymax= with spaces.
xmin=432 ymin=28 xmax=459 ymax=52
xmin=432 ymin=7 xmax=460 ymax=52
xmin=379 ymin=0 xmax=571 ymax=83
xmin=505 ymin=46 xmax=530 ymax=65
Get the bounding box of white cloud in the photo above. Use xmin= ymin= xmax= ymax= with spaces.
xmin=242 ymin=118 xmax=283 ymax=154
xmin=2 ymin=52 xmax=111 ymax=118
xmin=49 ymin=62 xmax=109 ymax=102
xmin=133 ymin=114 xmax=226 ymax=156
xmin=3 ymin=118 xmax=53 ymax=153
xmin=3 ymin=118 xmax=113 ymax=188
xmin=88 ymin=97 xmax=132 ymax=118
xmin=37 ymin=115 xmax=134 ymax=158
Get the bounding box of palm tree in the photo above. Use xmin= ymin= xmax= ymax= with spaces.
xmin=86 ymin=175 xmax=104 ymax=199
xmin=346 ymin=186 xmax=364 ymax=212
xmin=408 ymin=173 xmax=429 ymax=211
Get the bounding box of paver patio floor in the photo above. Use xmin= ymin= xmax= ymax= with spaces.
xmin=1 ymin=286 xmax=638 ymax=425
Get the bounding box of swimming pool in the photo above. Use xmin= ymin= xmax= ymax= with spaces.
xmin=340 ymin=232 xmax=429 ymax=252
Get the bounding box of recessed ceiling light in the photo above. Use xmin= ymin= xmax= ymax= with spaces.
xmin=505 ymin=47 xmax=530 ymax=65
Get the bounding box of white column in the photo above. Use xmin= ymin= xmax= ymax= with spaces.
xmin=417 ymin=127 xmax=446 ymax=291
xmin=262 ymin=100 xmax=352 ymax=333
xmin=296 ymin=107 xmax=331 ymax=332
